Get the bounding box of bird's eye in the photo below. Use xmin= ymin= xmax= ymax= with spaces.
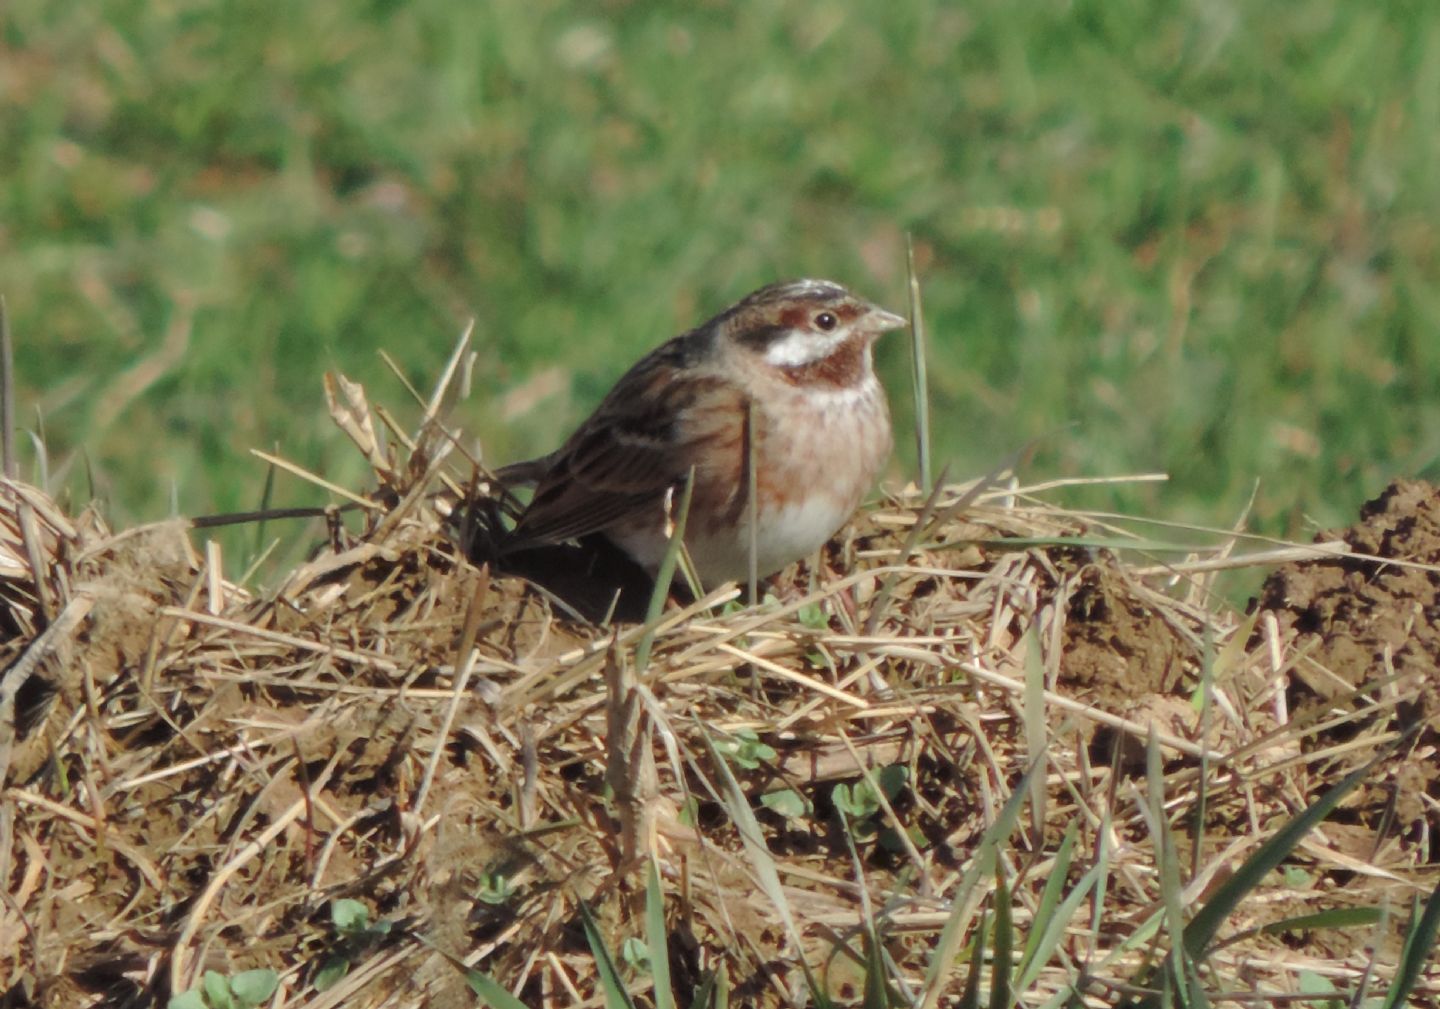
xmin=814 ymin=311 xmax=838 ymax=331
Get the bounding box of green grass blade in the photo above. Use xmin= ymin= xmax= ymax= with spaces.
xmin=1380 ymin=877 xmax=1440 ymax=1009
xmin=578 ymin=899 xmax=639 ymax=1009
xmin=1182 ymin=757 xmax=1380 ymax=960
xmin=646 ymin=857 xmax=675 ymax=1009
xmin=1022 ymin=623 xmax=1047 ymax=840
xmin=1189 ymin=628 xmax=1214 ymax=877
xmin=1122 ymin=753 xmax=1389 ymax=1008
xmin=988 ymin=863 xmax=1012 ymax=1009
xmin=905 ymin=234 xmax=931 ymax=490
xmin=1016 ymin=831 xmax=1105 ymax=993
xmin=0 ymin=295 xmax=12 ymax=481
xmin=1088 ymin=810 xmax=1114 ymax=964
xmin=702 ymin=725 xmax=831 ymax=1007
xmin=959 ymin=909 xmax=987 ymax=1009
xmin=918 ymin=759 xmax=1040 ymax=1009
xmin=862 ymin=923 xmax=893 ymax=1009
xmin=465 ymin=971 xmax=531 ymax=1009
xmin=635 ymin=467 xmax=695 ymax=672
xmin=409 ymin=932 xmax=530 ymax=1009
xmin=713 ymin=962 xmax=731 ymax=1009
xmin=1017 ymin=821 xmax=1077 ymax=981
xmin=1210 ymin=906 xmax=1383 ymax=952
xmin=745 ymin=397 xmax=758 ymax=606
xmin=1183 ymin=957 xmax=1212 ymax=1009
xmin=974 ymin=535 xmax=1244 ymax=554
xmin=1147 ymin=730 xmax=1193 ymax=1002
xmin=691 ymin=968 xmax=718 ymax=1009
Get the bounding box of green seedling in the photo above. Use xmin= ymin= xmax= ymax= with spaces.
xmin=712 ymin=729 xmax=775 ymax=770
xmin=832 ymin=764 xmax=912 ymax=851
xmin=169 ymin=969 xmax=278 ymax=1009
xmin=313 ymin=898 xmax=393 ymax=992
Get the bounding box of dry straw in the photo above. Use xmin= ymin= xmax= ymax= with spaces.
xmin=0 ymin=324 xmax=1436 ymax=1007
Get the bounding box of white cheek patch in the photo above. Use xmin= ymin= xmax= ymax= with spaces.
xmin=763 ymin=330 xmax=838 ymax=367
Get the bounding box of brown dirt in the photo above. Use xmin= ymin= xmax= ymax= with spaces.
xmin=1255 ymin=478 xmax=1440 ymax=852
xmin=2 ymin=436 xmax=1439 ymax=1006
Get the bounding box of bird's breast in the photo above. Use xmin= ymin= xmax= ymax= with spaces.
xmin=679 ymin=377 xmax=891 ymax=583
xmin=753 ymin=377 xmax=892 ymax=518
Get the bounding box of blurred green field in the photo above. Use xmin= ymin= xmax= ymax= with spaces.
xmin=4 ymin=0 xmax=1439 ymax=570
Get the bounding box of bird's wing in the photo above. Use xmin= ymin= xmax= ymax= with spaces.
xmin=494 ymin=457 xmax=552 ymax=487
xmin=510 ymin=350 xmax=742 ymax=545
xmin=511 ymin=433 xmax=675 ymax=543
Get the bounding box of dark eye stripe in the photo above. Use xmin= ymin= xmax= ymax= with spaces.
xmin=732 ymin=323 xmax=789 ymax=350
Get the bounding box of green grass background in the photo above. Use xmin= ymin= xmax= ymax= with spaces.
xmin=4 ymin=0 xmax=1440 ymax=567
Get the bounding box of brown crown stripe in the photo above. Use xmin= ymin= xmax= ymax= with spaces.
xmin=738 ymin=280 xmax=848 ymax=309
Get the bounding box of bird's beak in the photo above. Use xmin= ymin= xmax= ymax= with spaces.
xmin=863 ymin=304 xmax=909 ymax=335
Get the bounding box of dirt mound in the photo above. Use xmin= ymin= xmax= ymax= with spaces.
xmin=2 ymin=386 xmax=1437 ymax=1006
xmin=1256 ymin=478 xmax=1440 ymax=852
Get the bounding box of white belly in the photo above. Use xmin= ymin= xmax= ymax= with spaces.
xmin=684 ymin=493 xmax=860 ymax=586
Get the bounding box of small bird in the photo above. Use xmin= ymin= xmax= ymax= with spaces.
xmin=499 ymin=279 xmax=905 ymax=589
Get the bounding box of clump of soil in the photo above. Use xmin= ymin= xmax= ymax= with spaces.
xmin=1256 ymin=478 xmax=1440 ymax=845
xmin=1052 ymin=550 xmax=1211 ymax=774
xmin=1060 ymin=557 xmax=1191 ymax=698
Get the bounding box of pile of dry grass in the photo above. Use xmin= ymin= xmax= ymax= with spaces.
xmin=2 ymin=361 xmax=1438 ymax=1008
